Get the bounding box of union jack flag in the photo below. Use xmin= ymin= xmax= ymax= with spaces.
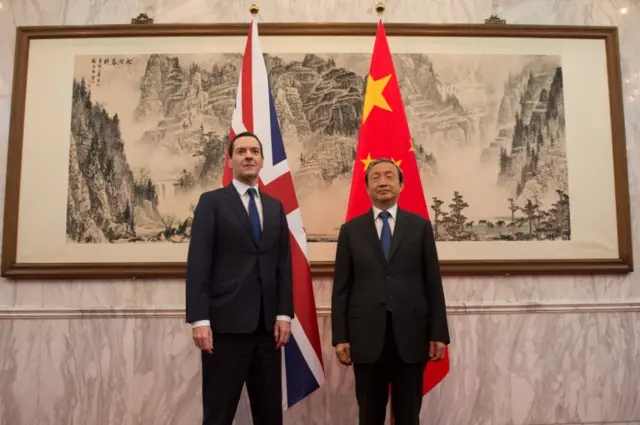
xmin=222 ymin=20 xmax=325 ymax=409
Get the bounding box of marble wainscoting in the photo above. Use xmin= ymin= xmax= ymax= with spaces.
xmin=1 ymin=302 xmax=639 ymax=425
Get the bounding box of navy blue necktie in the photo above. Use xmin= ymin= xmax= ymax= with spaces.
xmin=379 ymin=211 xmax=392 ymax=260
xmin=247 ymin=188 xmax=261 ymax=243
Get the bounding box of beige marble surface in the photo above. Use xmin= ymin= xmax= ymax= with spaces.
xmin=1 ymin=0 xmax=639 ymax=424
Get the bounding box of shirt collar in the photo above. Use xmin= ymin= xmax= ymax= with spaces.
xmin=372 ymin=203 xmax=398 ymax=220
xmin=232 ymin=179 xmax=260 ymax=198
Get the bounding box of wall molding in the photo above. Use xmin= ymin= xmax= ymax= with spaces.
xmin=1 ymin=301 xmax=639 ymax=319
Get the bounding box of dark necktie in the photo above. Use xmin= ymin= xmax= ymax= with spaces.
xmin=379 ymin=211 xmax=391 ymax=260
xmin=247 ymin=188 xmax=261 ymax=243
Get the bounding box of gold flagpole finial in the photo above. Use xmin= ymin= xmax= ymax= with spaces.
xmin=249 ymin=4 xmax=259 ymax=16
xmin=375 ymin=2 xmax=386 ymax=16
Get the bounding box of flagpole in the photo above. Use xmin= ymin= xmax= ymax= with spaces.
xmin=371 ymin=1 xmax=397 ymax=421
xmin=249 ymin=3 xmax=260 ymax=25
xmin=374 ymin=2 xmax=397 ymax=423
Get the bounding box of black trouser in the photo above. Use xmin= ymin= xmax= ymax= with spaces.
xmin=353 ymin=312 xmax=424 ymax=425
xmin=201 ymin=302 xmax=282 ymax=425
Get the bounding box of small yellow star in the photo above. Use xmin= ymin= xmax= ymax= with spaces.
xmin=362 ymin=74 xmax=393 ymax=123
xmin=360 ymin=152 xmax=374 ymax=172
xmin=392 ymin=158 xmax=402 ymax=168
xmin=409 ymin=139 xmax=415 ymax=152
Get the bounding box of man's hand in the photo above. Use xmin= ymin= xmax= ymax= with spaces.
xmin=192 ymin=326 xmax=213 ymax=354
xmin=274 ymin=320 xmax=291 ymax=349
xmin=335 ymin=343 xmax=352 ymax=366
xmin=429 ymin=341 xmax=446 ymax=361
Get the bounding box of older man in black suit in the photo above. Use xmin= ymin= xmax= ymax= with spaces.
xmin=332 ymin=158 xmax=450 ymax=425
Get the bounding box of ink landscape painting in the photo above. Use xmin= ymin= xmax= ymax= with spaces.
xmin=66 ymin=51 xmax=569 ymax=246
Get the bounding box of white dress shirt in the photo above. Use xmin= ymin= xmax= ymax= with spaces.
xmin=372 ymin=203 xmax=398 ymax=237
xmin=192 ymin=179 xmax=291 ymax=329
xmin=232 ymin=179 xmax=264 ymax=229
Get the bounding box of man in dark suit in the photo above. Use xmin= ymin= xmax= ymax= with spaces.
xmin=331 ymin=158 xmax=450 ymax=425
xmin=185 ymin=131 xmax=294 ymax=425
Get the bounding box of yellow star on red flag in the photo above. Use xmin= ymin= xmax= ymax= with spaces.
xmin=362 ymin=74 xmax=392 ymax=123
xmin=360 ymin=153 xmax=374 ymax=172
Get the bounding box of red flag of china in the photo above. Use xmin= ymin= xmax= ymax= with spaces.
xmin=345 ymin=19 xmax=450 ymax=396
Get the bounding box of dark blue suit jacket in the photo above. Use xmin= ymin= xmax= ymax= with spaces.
xmin=185 ymin=184 xmax=294 ymax=334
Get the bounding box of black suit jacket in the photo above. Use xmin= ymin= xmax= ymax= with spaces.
xmin=185 ymin=184 xmax=294 ymax=334
xmin=331 ymin=207 xmax=450 ymax=364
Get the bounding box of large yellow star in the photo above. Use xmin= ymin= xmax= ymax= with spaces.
xmin=360 ymin=152 xmax=374 ymax=172
xmin=392 ymin=158 xmax=402 ymax=168
xmin=362 ymin=74 xmax=393 ymax=123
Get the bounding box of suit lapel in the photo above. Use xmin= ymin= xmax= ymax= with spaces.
xmin=223 ymin=184 xmax=258 ymax=246
xmin=387 ymin=208 xmax=409 ymax=263
xmin=363 ymin=209 xmax=387 ymax=265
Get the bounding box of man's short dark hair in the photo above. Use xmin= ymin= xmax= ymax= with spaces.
xmin=228 ymin=131 xmax=264 ymax=158
xmin=364 ymin=157 xmax=404 ymax=186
